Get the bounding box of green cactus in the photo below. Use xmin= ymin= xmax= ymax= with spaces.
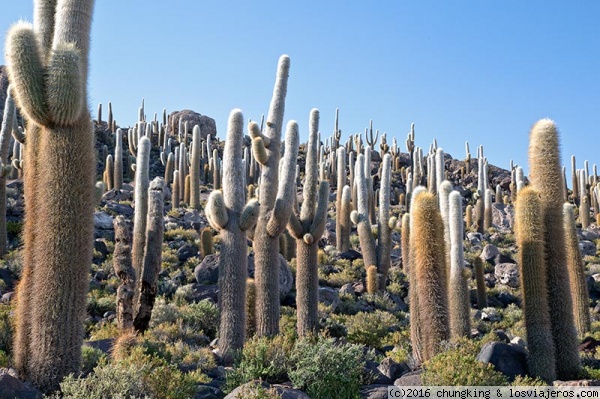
xmin=249 ymin=55 xmax=298 ymax=337
xmin=133 ymin=178 xmax=165 ymax=333
xmin=528 ymin=119 xmax=580 ymax=379
xmin=376 ymin=154 xmax=393 ymax=288
xmin=448 ymin=191 xmax=471 ymax=339
xmin=351 ymin=153 xmax=377 ymax=270
xmin=366 ymin=265 xmax=379 ymax=294
xmin=563 ymin=203 xmax=591 ymax=337
xmin=410 ymin=190 xmax=449 ymax=362
xmin=287 ymin=109 xmax=329 ymax=336
xmin=6 ymin=0 xmax=96 ymax=390
xmin=200 ymin=227 xmax=214 ymax=259
xmin=105 ymin=154 xmax=114 ymax=190
xmin=515 ymin=186 xmax=557 ymax=383
xmin=206 ymin=109 xmax=259 ymax=359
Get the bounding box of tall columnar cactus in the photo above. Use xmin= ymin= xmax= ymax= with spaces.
xmin=408 ymin=186 xmax=425 ymax=363
xmin=528 ymin=119 xmax=580 ymax=379
xmin=114 ymin=128 xmax=123 ymax=190
xmin=206 ymin=109 xmax=259 ymax=359
xmin=133 ymin=178 xmax=165 ymax=333
xmin=484 ymin=188 xmax=493 ymax=230
xmin=515 ymin=186 xmax=556 ymax=383
xmin=105 ymin=154 xmax=114 ymax=190
xmin=448 ymin=191 xmax=470 ymax=339
xmin=250 ymin=55 xmax=298 ymax=337
xmin=401 ymin=213 xmax=410 ymax=271
xmin=411 ymin=190 xmax=449 ymax=362
xmin=336 ymin=146 xmax=349 ymax=252
xmin=113 ymin=216 xmax=135 ymax=331
xmin=6 ymin=0 xmax=96 ymax=391
xmin=287 ymin=109 xmax=329 ymax=336
xmin=376 ymin=154 xmax=393 ymax=288
xmin=439 ymin=180 xmax=452 ymax=288
xmin=563 ymin=203 xmax=591 ymax=337
xmin=580 ymin=196 xmax=590 ymax=229
xmin=131 ymin=136 xmax=150 ymax=309
xmin=189 ymin=125 xmax=201 ymax=210
xmin=572 ymin=155 xmax=579 ymax=205
xmin=0 ymin=88 xmax=17 ymax=257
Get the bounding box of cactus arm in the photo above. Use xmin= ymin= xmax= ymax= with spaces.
xmin=249 ymin=120 xmax=271 ymax=147
xmin=239 ymin=198 xmax=260 ymax=231
xmin=266 ymin=120 xmax=299 ymax=237
xmin=46 ymin=43 xmax=84 ymax=125
xmin=300 ymin=109 xmax=319 ymax=224
xmin=307 ymin=180 xmax=329 ymax=240
xmin=206 ymin=190 xmax=228 ymax=230
xmin=252 ymin=136 xmax=269 ymax=165
xmin=287 ymin=208 xmax=304 ymax=240
xmin=12 ymin=126 xmax=26 ymax=145
xmin=354 ymin=153 xmax=377 ymax=269
xmin=0 ymin=88 xmax=16 ymax=163
xmin=5 ymin=23 xmax=50 ymax=125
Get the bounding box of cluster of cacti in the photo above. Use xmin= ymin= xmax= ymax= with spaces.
xmin=6 ymin=0 xmax=96 ymax=391
xmin=206 ymin=109 xmax=259 ymax=360
xmin=287 ymin=109 xmax=329 ymax=336
xmin=351 ymin=151 xmax=394 ymax=290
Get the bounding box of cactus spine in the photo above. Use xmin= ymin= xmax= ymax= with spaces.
xmin=563 ymin=203 xmax=591 ymax=337
xmin=515 ymin=186 xmax=557 ymax=383
xmin=528 ymin=119 xmax=580 ymax=379
xmin=411 ymin=191 xmax=449 ymax=362
xmin=580 ymin=196 xmax=590 ymax=229
xmin=287 ymin=109 xmax=329 ymax=336
xmin=206 ymin=109 xmax=259 ymax=359
xmin=190 ymin=125 xmax=201 ymax=210
xmin=6 ymin=0 xmax=96 ymax=390
xmin=448 ymin=191 xmax=470 ymax=339
xmin=250 ymin=55 xmax=298 ymax=337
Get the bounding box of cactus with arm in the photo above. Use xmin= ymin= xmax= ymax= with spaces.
xmin=250 ymin=55 xmax=299 ymax=337
xmin=287 ymin=109 xmax=329 ymax=336
xmin=206 ymin=109 xmax=259 ymax=360
xmin=6 ymin=0 xmax=96 ymax=390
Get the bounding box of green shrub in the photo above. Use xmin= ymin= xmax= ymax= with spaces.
xmin=80 ymin=346 xmax=106 ymax=376
xmin=87 ymin=290 xmax=116 ymax=316
xmin=345 ymin=310 xmax=399 ymax=349
xmin=180 ymin=299 xmax=219 ymax=339
xmin=511 ymin=375 xmax=549 ymax=386
xmin=0 ymin=350 xmax=9 ymax=368
xmin=224 ymin=335 xmax=292 ymax=393
xmin=150 ymin=297 xmax=180 ymax=327
xmin=288 ymin=337 xmax=370 ymax=399
xmin=0 ymin=304 xmax=13 ymax=354
xmin=60 ymin=348 xmax=199 ymax=399
xmin=422 ymin=343 xmax=508 ymax=386
xmin=231 ymin=382 xmax=283 ymax=399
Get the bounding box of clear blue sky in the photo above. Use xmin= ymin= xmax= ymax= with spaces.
xmin=1 ymin=1 xmax=599 ymax=177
